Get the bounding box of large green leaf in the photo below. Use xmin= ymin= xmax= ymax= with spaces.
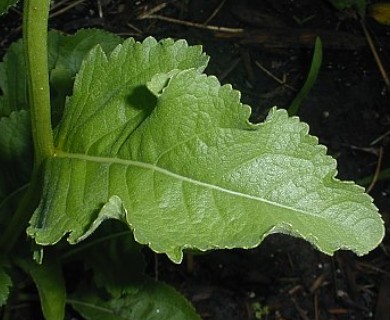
xmin=70 ymin=279 xmax=201 ymax=320
xmin=28 ymin=37 xmax=384 ymax=263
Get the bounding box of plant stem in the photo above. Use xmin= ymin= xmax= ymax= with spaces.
xmin=0 ymin=0 xmax=53 ymax=252
xmin=24 ymin=0 xmax=54 ymax=165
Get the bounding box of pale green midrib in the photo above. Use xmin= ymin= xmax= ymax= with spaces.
xmin=54 ymin=150 xmax=319 ymax=218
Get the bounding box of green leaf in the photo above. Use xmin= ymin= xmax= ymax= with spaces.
xmin=0 ymin=257 xmax=12 ymax=306
xmin=0 ymin=0 xmax=19 ymax=16
xmin=0 ymin=110 xmax=32 ymax=161
xmin=28 ymin=37 xmax=384 ymax=264
xmin=19 ymin=255 xmax=66 ymax=320
xmin=48 ymin=29 xmax=123 ymax=124
xmin=0 ymin=38 xmax=27 ymax=117
xmin=70 ymin=279 xmax=201 ymax=320
xmin=0 ymin=111 xmax=32 ymax=224
xmin=71 ymin=221 xmax=146 ymax=298
xmin=49 ymin=29 xmax=122 ymax=75
xmin=327 ymin=0 xmax=367 ymax=16
xmin=0 ymin=29 xmax=123 ymax=201
xmin=0 ymin=29 xmax=122 ymax=117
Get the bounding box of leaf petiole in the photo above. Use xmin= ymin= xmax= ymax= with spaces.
xmin=0 ymin=0 xmax=53 ymax=252
xmin=23 ymin=0 xmax=54 ymax=165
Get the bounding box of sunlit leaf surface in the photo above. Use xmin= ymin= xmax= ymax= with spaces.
xmin=28 ymin=37 xmax=384 ymax=263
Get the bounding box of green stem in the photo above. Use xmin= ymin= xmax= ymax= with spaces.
xmin=24 ymin=0 xmax=54 ymax=165
xmin=0 ymin=0 xmax=53 ymax=251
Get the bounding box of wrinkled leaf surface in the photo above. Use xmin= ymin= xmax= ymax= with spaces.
xmin=28 ymin=37 xmax=384 ymax=263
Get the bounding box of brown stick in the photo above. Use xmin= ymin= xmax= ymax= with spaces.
xmin=366 ymin=146 xmax=384 ymax=194
xmin=215 ymin=28 xmax=388 ymax=51
xmin=360 ymin=19 xmax=390 ymax=92
xmin=138 ymin=14 xmax=244 ymax=33
xmin=203 ymin=0 xmax=227 ymax=25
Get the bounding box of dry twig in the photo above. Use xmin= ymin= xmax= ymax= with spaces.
xmin=50 ymin=0 xmax=86 ymax=19
xmin=138 ymin=2 xmax=168 ymax=18
xmin=366 ymin=146 xmax=384 ymax=193
xmin=360 ymin=19 xmax=390 ymax=93
xmin=255 ymin=60 xmax=296 ymax=91
xmin=219 ymin=57 xmax=241 ymax=81
xmin=138 ymin=14 xmax=244 ymax=33
xmin=203 ymin=0 xmax=227 ymax=25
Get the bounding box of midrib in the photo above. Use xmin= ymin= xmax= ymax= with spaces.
xmin=54 ymin=150 xmax=312 ymax=216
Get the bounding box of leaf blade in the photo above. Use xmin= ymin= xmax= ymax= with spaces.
xmin=28 ymin=38 xmax=384 ymax=263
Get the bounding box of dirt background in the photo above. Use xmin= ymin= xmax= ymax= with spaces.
xmin=1 ymin=0 xmax=390 ymax=319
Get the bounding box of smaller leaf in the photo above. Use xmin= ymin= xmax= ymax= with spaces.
xmin=50 ymin=29 xmax=122 ymax=75
xmin=0 ymin=29 xmax=123 ymax=118
xmin=18 ymin=255 xmax=66 ymax=320
xmin=49 ymin=29 xmax=123 ymax=123
xmin=0 ymin=257 xmax=12 ymax=306
xmin=0 ymin=110 xmax=32 ymax=161
xmin=327 ymin=0 xmax=367 ymax=16
xmin=0 ymin=38 xmax=26 ymax=116
xmin=0 ymin=184 xmax=28 ymax=231
xmin=0 ymin=110 xmax=33 ymax=209
xmin=70 ymin=279 xmax=201 ymax=320
xmin=74 ymin=220 xmax=146 ymax=298
xmin=0 ymin=0 xmax=19 ymax=16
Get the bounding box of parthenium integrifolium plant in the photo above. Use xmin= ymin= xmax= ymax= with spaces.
xmin=0 ymin=0 xmax=385 ymax=319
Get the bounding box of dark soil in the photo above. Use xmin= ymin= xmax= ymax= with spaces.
xmin=1 ymin=0 xmax=390 ymax=319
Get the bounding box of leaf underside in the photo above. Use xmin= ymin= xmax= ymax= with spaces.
xmin=28 ymin=37 xmax=384 ymax=263
xmin=0 ymin=29 xmax=122 ymax=215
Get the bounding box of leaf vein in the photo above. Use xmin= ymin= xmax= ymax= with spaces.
xmin=54 ymin=151 xmax=321 ymax=218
